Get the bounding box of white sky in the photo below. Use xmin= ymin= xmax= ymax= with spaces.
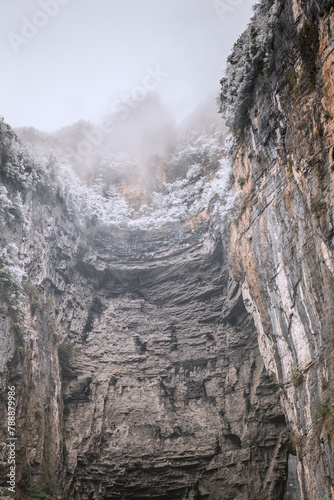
xmin=0 ymin=0 xmax=255 ymax=132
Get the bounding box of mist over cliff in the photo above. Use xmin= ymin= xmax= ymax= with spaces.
xmin=1 ymin=0 xmax=334 ymax=499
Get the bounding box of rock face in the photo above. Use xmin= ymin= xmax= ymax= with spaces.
xmin=229 ymin=0 xmax=334 ymax=498
xmin=1 ymin=0 xmax=334 ymax=498
xmin=58 ymin=226 xmax=288 ymax=500
xmin=0 ymin=191 xmax=288 ymax=499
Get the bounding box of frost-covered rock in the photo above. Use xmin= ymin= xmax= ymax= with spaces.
xmin=219 ymin=0 xmax=279 ymax=133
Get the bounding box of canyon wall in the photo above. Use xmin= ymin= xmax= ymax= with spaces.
xmin=229 ymin=0 xmax=334 ymax=498
xmin=1 ymin=0 xmax=334 ymax=499
xmin=0 ymin=176 xmax=288 ymax=498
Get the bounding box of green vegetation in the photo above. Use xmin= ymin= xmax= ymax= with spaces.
xmin=290 ymin=369 xmax=304 ymax=387
xmin=235 ymin=187 xmax=255 ymax=222
xmin=313 ymin=389 xmax=334 ymax=429
xmin=317 ymin=164 xmax=326 ymax=184
xmin=321 ymin=376 xmax=329 ymax=391
xmin=287 ymin=160 xmax=293 ymax=175
xmin=310 ymin=194 xmax=327 ymax=216
xmin=312 ymin=316 xmax=334 ymax=434
xmin=313 ymin=399 xmax=331 ymax=426
xmin=22 ymin=483 xmax=55 ymax=500
xmin=289 ymin=429 xmax=303 ymax=448
xmin=282 ymin=69 xmax=298 ymax=93
xmin=23 ymin=282 xmax=42 ymax=315
xmin=313 ymin=319 xmax=334 ymax=434
xmin=289 ymin=429 xmax=304 ymax=459
xmin=237 ymin=176 xmax=246 ymax=187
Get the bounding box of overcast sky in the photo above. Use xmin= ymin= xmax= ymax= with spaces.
xmin=0 ymin=0 xmax=255 ymax=132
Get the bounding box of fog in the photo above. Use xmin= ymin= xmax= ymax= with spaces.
xmin=16 ymin=90 xmax=226 ymax=197
xmin=1 ymin=0 xmax=255 ymax=132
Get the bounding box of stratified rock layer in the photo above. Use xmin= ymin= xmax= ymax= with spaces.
xmin=3 ymin=1 xmax=334 ymax=499
xmin=57 ymin=226 xmax=288 ymax=499
xmin=230 ymin=1 xmax=334 ymax=498
xmin=0 ymin=188 xmax=289 ymax=500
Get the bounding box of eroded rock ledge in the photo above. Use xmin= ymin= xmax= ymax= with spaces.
xmin=0 ymin=191 xmax=288 ymax=499
xmin=59 ymin=226 xmax=288 ymax=499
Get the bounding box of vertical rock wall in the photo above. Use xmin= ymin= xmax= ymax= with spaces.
xmin=229 ymin=1 xmax=334 ymax=498
xmin=56 ymin=226 xmax=288 ymax=499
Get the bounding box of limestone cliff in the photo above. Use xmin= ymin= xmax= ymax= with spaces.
xmin=223 ymin=0 xmax=334 ymax=498
xmin=1 ymin=0 xmax=334 ymax=498
xmin=0 ymin=150 xmax=288 ymax=498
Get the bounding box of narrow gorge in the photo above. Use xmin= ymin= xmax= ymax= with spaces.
xmin=0 ymin=0 xmax=334 ymax=499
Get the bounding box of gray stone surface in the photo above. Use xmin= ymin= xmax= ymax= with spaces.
xmin=0 ymin=194 xmax=288 ymax=499
xmin=1 ymin=2 xmax=334 ymax=500
xmin=230 ymin=1 xmax=334 ymax=498
xmin=284 ymin=455 xmax=301 ymax=500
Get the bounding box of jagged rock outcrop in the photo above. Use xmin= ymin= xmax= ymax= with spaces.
xmin=227 ymin=0 xmax=334 ymax=498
